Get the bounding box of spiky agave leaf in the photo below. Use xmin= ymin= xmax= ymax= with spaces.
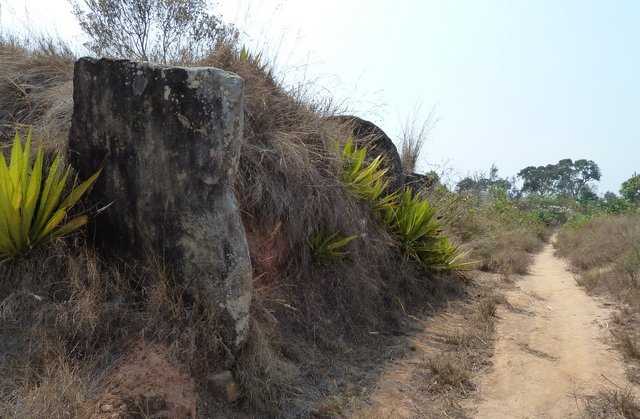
xmin=338 ymin=137 xmax=470 ymax=272
xmin=340 ymin=138 xmax=393 ymax=209
xmin=0 ymin=131 xmax=100 ymax=259
xmin=392 ymin=189 xmax=475 ymax=271
xmin=309 ymin=231 xmax=358 ymax=262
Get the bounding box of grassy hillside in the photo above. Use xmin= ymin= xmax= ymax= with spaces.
xmin=0 ymin=31 xmax=553 ymax=417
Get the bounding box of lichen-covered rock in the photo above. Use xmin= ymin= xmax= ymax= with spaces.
xmin=68 ymin=57 xmax=251 ymax=348
xmin=330 ymin=115 xmax=404 ymax=192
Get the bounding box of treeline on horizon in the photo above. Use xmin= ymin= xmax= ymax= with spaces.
xmin=449 ymin=158 xmax=640 ymax=223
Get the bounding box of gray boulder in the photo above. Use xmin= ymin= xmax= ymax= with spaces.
xmin=405 ymin=172 xmax=440 ymax=193
xmin=68 ymin=57 xmax=252 ymax=348
xmin=330 ymin=115 xmax=404 ymax=192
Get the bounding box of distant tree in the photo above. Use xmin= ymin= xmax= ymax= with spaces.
xmin=554 ymin=158 xmax=576 ymax=196
xmin=456 ymin=176 xmax=479 ymax=194
xmin=602 ymin=191 xmax=632 ymax=214
xmin=517 ymin=159 xmax=600 ymax=198
xmin=572 ymin=159 xmax=601 ymax=197
xmin=604 ymin=191 xmax=618 ymax=201
xmin=456 ymin=164 xmax=511 ymax=201
xmin=518 ymin=165 xmax=555 ymax=195
xmin=621 ymin=173 xmax=640 ymax=203
xmin=577 ymin=186 xmax=598 ymax=204
xmin=71 ymin=0 xmax=236 ymax=64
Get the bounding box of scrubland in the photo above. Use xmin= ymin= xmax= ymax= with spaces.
xmin=430 ymin=186 xmax=550 ymax=277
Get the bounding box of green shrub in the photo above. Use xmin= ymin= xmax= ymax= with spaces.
xmin=0 ymin=132 xmax=100 ymax=259
xmin=564 ymin=212 xmax=593 ymax=229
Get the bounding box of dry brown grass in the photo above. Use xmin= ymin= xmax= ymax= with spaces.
xmin=471 ymin=227 xmax=546 ymax=275
xmin=0 ymin=35 xmax=74 ymax=146
xmin=400 ymin=285 xmax=502 ymax=414
xmin=425 ymin=354 xmax=473 ymax=392
xmin=400 ymin=107 xmax=436 ymax=175
xmin=344 ymin=274 xmax=503 ymax=418
xmin=0 ymin=245 xmax=126 ymax=417
xmin=617 ymin=332 xmax=640 ymax=361
xmin=1 ymin=357 xmax=94 ymax=419
xmin=556 ymin=213 xmax=640 ymax=391
xmin=428 ymin=187 xmax=549 ymax=275
xmin=556 ymin=214 xmax=640 ymax=309
xmin=581 ymin=388 xmax=640 ymax=419
xmin=556 ymin=214 xmax=640 ymax=272
xmin=0 ymin=240 xmax=257 ymax=417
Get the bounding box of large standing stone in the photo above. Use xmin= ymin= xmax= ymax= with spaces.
xmin=68 ymin=57 xmax=251 ymax=348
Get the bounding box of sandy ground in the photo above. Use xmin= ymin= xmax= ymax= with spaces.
xmin=470 ymin=242 xmax=637 ymax=418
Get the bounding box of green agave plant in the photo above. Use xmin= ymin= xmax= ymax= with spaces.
xmin=412 ymin=224 xmax=472 ymax=271
xmin=338 ymin=137 xmax=471 ymax=271
xmin=389 ymin=189 xmax=473 ymax=271
xmin=309 ymin=231 xmax=358 ymax=262
xmin=391 ymin=188 xmax=441 ymax=252
xmin=0 ymin=132 xmax=100 ymax=259
xmin=340 ymin=138 xmax=398 ymax=215
xmin=238 ymin=45 xmax=266 ymax=70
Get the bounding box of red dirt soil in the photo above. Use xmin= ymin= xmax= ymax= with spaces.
xmin=91 ymin=342 xmax=197 ymax=418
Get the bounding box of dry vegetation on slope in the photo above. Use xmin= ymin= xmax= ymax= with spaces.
xmin=0 ymin=36 xmax=74 ymax=143
xmin=0 ymin=26 xmax=552 ymax=417
xmin=0 ymin=36 xmax=481 ymax=418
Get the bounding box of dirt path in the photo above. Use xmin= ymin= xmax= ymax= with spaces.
xmin=471 ymin=242 xmax=636 ymax=418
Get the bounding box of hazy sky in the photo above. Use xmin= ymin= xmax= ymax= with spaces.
xmin=1 ymin=0 xmax=638 ymax=192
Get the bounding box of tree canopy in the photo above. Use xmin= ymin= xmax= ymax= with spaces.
xmin=71 ymin=0 xmax=236 ymax=64
xmin=456 ymin=165 xmax=513 ymax=198
xmin=517 ymin=159 xmax=601 ymax=198
xmin=620 ymin=173 xmax=640 ymax=203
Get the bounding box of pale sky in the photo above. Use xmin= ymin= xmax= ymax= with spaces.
xmin=1 ymin=0 xmax=638 ymax=193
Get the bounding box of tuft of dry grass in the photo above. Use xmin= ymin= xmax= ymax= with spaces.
xmin=581 ymin=388 xmax=640 ymax=419
xmin=471 ymin=226 xmax=545 ymax=275
xmin=0 ymin=357 xmax=94 ymax=419
xmin=0 ymin=35 xmax=74 ymax=147
xmin=400 ymin=107 xmax=437 ymax=175
xmin=425 ymin=354 xmax=473 ymax=392
xmin=618 ymin=332 xmax=640 ymax=361
xmin=401 ymin=286 xmax=503 ymax=413
xmin=0 ymin=240 xmax=245 ymax=418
